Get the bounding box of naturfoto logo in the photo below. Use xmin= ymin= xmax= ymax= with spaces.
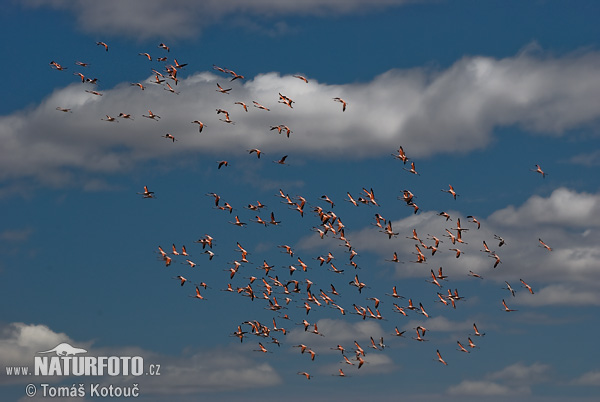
xmin=34 ymin=343 xmax=144 ymax=376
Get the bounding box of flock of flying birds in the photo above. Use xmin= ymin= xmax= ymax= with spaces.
xmin=50 ymin=41 xmax=552 ymax=381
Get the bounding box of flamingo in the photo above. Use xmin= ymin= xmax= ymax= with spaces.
xmin=255 ymin=343 xmax=269 ymax=353
xmin=467 ymin=215 xmax=481 ymax=229
xmin=472 ymin=323 xmax=485 ymax=336
xmin=438 ymin=211 xmax=452 ymax=221
xmin=189 ymin=286 xmax=204 ymax=300
xmin=530 ymin=164 xmax=547 ymax=178
xmin=362 ymin=188 xmax=378 ymax=205
xmin=229 ymin=216 xmax=247 ymax=227
xmin=494 ymin=234 xmax=506 ymax=247
xmin=386 ymin=286 xmax=405 ymax=299
xmin=49 ymin=61 xmax=67 ymax=70
xmin=427 ymin=270 xmax=442 ymax=288
xmin=403 ymin=162 xmax=419 ymax=175
xmin=162 ymin=133 xmax=177 ymax=142
xmin=137 ymin=186 xmax=155 ymax=198
xmin=278 ymin=93 xmax=294 ymax=108
xmin=502 ymin=299 xmax=518 ymax=312
xmin=164 ymin=82 xmax=179 ymax=94
xmin=243 ymin=148 xmax=262 ymax=159
xmin=381 ymin=221 xmax=399 ymax=239
xmin=468 ymin=270 xmax=483 ymax=279
xmin=449 ymin=248 xmax=463 ymax=258
xmin=96 ymin=41 xmax=109 ymax=51
xmin=138 ymin=52 xmax=152 ymax=60
xmin=520 ymin=278 xmax=535 ymax=294
xmin=252 ymin=101 xmax=270 ymax=111
xmin=173 ymin=276 xmax=187 ymax=286
xmin=297 ymin=372 xmax=311 ymax=379
xmin=538 ymin=238 xmax=553 ymax=251
xmin=412 ymin=328 xmax=428 ymax=342
xmin=393 ymin=327 xmax=406 ymax=337
xmin=392 ymin=146 xmax=409 ymax=164
xmin=101 ymin=115 xmax=118 ymax=123
xmin=278 ymin=245 xmax=294 ymax=257
xmin=503 ymin=281 xmax=516 ymax=297
xmin=481 ymin=240 xmax=492 ymax=253
xmin=274 ymin=155 xmax=288 ymax=165
xmin=152 ymin=74 xmax=165 ymax=84
xmin=231 ymin=326 xmax=246 ymax=342
xmin=436 ymin=350 xmax=448 ymax=365
xmin=489 ymin=252 xmax=502 ymax=268
xmin=333 ymin=97 xmax=347 ymax=111
xmin=143 ymin=110 xmax=161 ymax=120
xmin=392 ymin=303 xmax=407 ymax=316
xmin=191 ymin=120 xmax=206 ymax=132
xmin=441 ymin=184 xmax=458 ymax=199
xmin=346 ymin=192 xmax=359 ymax=206
xmin=321 ymin=195 xmax=335 ymax=208
xmin=293 ymin=75 xmax=308 ymax=83
xmin=357 ymin=355 xmax=365 ymax=369
xmin=457 ymin=341 xmax=470 ymax=353
xmin=269 ymin=212 xmax=281 ymax=226
xmin=173 ymin=59 xmax=187 ymax=68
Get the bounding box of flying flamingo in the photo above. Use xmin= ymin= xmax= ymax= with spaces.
xmin=436 ymin=350 xmax=448 ymax=365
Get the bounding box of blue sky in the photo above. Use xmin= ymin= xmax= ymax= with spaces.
xmin=1 ymin=1 xmax=599 ymax=401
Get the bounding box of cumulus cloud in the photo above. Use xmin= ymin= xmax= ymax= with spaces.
xmin=488 ymin=188 xmax=600 ymax=228
xmin=22 ymin=0 xmax=416 ymax=39
xmin=0 ymin=322 xmax=85 ymax=384
xmin=401 ymin=316 xmax=473 ymax=334
xmin=571 ymin=370 xmax=600 ymax=386
xmin=568 ymin=150 xmax=600 ymax=167
xmin=286 ymin=318 xmax=385 ymax=349
xmin=487 ymin=362 xmax=552 ymax=386
xmin=0 ymin=322 xmax=281 ymax=392
xmin=447 ymin=380 xmax=519 ymax=396
xmin=296 ymin=187 xmax=600 ymax=307
xmin=515 ymin=284 xmax=600 ymax=306
xmin=447 ymin=362 xmax=552 ymax=396
xmin=3 ymin=49 xmax=600 ymax=188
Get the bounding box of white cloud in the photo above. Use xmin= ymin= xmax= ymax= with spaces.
xmin=447 ymin=380 xmax=520 ymax=396
xmin=286 ymin=318 xmax=386 ymax=349
xmin=515 ymin=284 xmax=600 ymax=306
xmin=113 ymin=348 xmax=281 ymax=394
xmin=0 ymin=322 xmax=84 ymax=384
xmin=401 ymin=316 xmax=473 ymax=334
xmin=487 ymin=362 xmax=552 ymax=386
xmin=571 ymin=370 xmax=600 ymax=386
xmin=447 ymin=362 xmax=552 ymax=396
xmin=22 ymin=0 xmax=417 ymax=39
xmin=489 ymin=188 xmax=600 ymax=228
xmin=2 ymin=50 xmax=600 ymax=187
xmin=0 ymin=322 xmax=281 ymax=392
xmin=568 ymin=150 xmax=600 ymax=167
xmin=295 ymin=188 xmax=600 ymax=308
